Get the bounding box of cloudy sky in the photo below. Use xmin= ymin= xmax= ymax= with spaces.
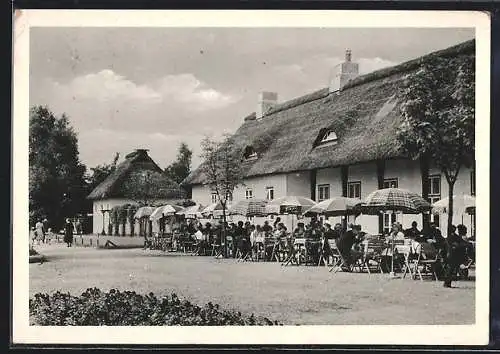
xmin=29 ymin=27 xmax=474 ymax=171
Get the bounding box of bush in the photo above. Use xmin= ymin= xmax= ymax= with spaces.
xmin=29 ymin=288 xmax=281 ymax=326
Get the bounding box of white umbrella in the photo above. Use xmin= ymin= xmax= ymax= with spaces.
xmin=432 ymin=195 xmax=475 ymax=216
xmin=150 ymin=204 xmax=185 ymax=221
xmin=133 ymin=206 xmax=156 ymax=219
xmin=176 ymin=204 xmax=205 ymax=219
xmin=303 ymin=197 xmax=362 ymax=217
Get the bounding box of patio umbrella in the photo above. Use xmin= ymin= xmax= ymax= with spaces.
xmin=360 ymin=188 xmax=431 ymax=278
xmin=133 ymin=206 xmax=156 ymax=219
xmin=431 ymin=195 xmax=476 ymax=223
xmin=302 ymin=197 xmax=362 ymax=217
xmin=229 ymin=199 xmax=269 ymax=217
xmin=202 ymin=201 xmax=231 ymax=218
xmin=150 ymin=204 xmax=185 ymax=221
xmin=265 ymin=196 xmax=316 ymax=230
xmin=176 ymin=204 xmax=205 ymax=219
xmin=361 ymin=188 xmax=431 ymax=215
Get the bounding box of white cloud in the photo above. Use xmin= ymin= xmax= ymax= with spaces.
xmin=358 ymin=57 xmax=398 ymax=75
xmin=156 ymin=73 xmax=239 ymax=111
xmin=53 ymin=69 xmax=162 ymax=103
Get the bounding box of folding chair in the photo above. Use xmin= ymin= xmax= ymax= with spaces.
xmin=252 ymin=237 xmax=266 ymax=262
xmin=361 ymin=239 xmax=386 ymax=274
xmin=236 ymin=239 xmax=253 ymax=262
xmin=282 ymin=238 xmax=299 ymax=266
xmin=328 ymin=241 xmax=353 ymax=273
xmin=412 ymin=242 xmax=439 ymax=281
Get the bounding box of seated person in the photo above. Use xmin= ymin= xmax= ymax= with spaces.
xmin=293 ymin=223 xmax=306 ymax=239
xmin=385 ymin=223 xmax=405 ymax=243
xmin=405 ymin=221 xmax=421 ymax=240
xmin=337 ymin=224 xmax=363 ymax=271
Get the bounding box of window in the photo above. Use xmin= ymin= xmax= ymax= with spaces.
xmin=383 ymin=178 xmax=398 ymax=189
xmin=317 ymin=184 xmax=330 ymax=202
xmin=243 ymin=146 xmax=258 ymax=161
xmin=266 ymin=187 xmax=274 ymax=200
xmin=471 ymin=170 xmax=475 ymax=196
xmin=211 ymin=193 xmax=218 ymax=204
xmin=315 ymin=129 xmax=338 ymax=148
xmin=321 ymin=131 xmax=338 ymax=143
xmin=382 ymin=179 xmax=399 ymax=234
xmin=348 ymin=181 xmax=361 ymax=199
xmin=427 ymin=175 xmax=441 ymax=227
xmin=226 ymin=192 xmax=233 ymax=202
xmin=245 ymin=189 xmax=253 ymax=199
xmin=383 ymin=212 xmax=398 ymax=235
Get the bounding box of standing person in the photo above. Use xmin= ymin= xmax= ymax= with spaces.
xmin=443 ymin=225 xmax=467 ymax=288
xmin=63 ymin=218 xmax=74 ymax=247
xmin=35 ymin=220 xmax=44 ymax=244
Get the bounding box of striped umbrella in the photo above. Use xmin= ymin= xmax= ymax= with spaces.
xmin=303 ymin=197 xmax=362 ymax=217
xmin=229 ymin=199 xmax=268 ymax=217
xmin=150 ymin=204 xmax=185 ymax=221
xmin=360 ymin=188 xmax=431 ymax=278
xmin=360 ymin=188 xmax=431 ymax=215
xmin=133 ymin=206 xmax=156 ymax=219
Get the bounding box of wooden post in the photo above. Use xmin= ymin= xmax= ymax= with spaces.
xmin=341 ymin=165 xmax=348 ymax=230
xmin=376 ymin=160 xmax=385 ymax=234
xmin=310 ymin=169 xmax=317 ymax=201
xmin=420 ymin=156 xmax=430 ymax=230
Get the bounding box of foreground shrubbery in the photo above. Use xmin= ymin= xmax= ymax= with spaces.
xmin=29 ymin=288 xmax=281 ymax=326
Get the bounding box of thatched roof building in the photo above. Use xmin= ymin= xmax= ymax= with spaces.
xmin=88 ymin=149 xmax=184 ymax=200
xmin=182 ymin=39 xmax=475 ymax=187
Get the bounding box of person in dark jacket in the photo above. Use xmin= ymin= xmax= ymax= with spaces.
xmin=337 ymin=224 xmax=362 ymax=271
xmin=443 ymin=225 xmax=468 ymax=288
xmin=63 ymin=218 xmax=74 ymax=247
xmin=405 ymin=221 xmax=421 ymax=240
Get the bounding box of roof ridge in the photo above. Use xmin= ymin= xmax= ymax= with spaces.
xmin=254 ymin=39 xmax=474 ymax=119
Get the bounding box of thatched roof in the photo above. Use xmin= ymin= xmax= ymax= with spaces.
xmin=88 ymin=149 xmax=184 ymax=200
xmin=183 ymin=40 xmax=475 ymax=186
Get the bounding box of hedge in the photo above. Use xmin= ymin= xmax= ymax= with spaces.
xmin=29 ymin=288 xmax=281 ymax=326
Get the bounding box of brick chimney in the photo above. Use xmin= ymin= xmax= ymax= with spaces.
xmin=256 ymin=91 xmax=278 ymax=119
xmin=329 ymin=49 xmax=359 ymax=93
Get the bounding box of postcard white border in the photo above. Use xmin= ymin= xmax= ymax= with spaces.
xmin=13 ymin=10 xmax=491 ymax=345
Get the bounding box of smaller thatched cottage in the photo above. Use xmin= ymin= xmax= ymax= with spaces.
xmin=87 ymin=149 xmax=185 ymax=235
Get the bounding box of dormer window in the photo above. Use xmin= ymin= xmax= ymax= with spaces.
xmin=321 ymin=131 xmax=338 ymax=143
xmin=313 ymin=129 xmax=339 ymax=148
xmin=243 ymin=146 xmax=258 ymax=161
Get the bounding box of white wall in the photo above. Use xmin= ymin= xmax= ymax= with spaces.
xmin=92 ymin=198 xmax=175 ymax=235
xmin=384 ymin=159 xmax=423 ymax=230
xmin=348 ymin=162 xmax=379 ymax=235
xmin=286 ymin=171 xmax=311 ymax=197
xmin=189 ymin=160 xmax=475 ymax=237
xmin=429 ymin=164 xmax=474 ymax=236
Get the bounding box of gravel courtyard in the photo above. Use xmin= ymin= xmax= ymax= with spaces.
xmin=29 ymin=244 xmax=475 ymax=325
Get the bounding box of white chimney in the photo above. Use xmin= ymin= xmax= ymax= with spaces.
xmin=256 ymin=91 xmax=278 ymax=119
xmin=329 ymin=49 xmax=359 ymax=93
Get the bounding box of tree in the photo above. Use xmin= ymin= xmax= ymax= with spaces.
xmin=164 ymin=143 xmax=192 ymax=184
xmin=199 ymin=135 xmax=244 ymax=257
xmin=29 ymin=106 xmax=88 ymax=230
xmin=86 ymin=152 xmax=120 ymax=193
xmin=397 ymin=54 xmax=475 ymax=236
xmin=121 ymin=170 xmax=182 ymax=206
